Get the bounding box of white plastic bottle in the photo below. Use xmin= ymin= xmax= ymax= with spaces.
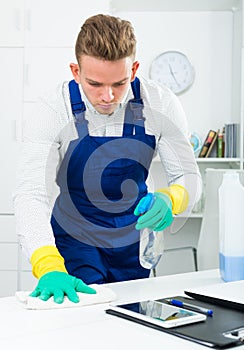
xmin=218 ymin=171 xmax=244 ymax=282
xmin=138 ymin=193 xmax=165 ymax=269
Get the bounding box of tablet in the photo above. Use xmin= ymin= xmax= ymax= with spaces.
xmin=106 ymin=299 xmax=206 ymax=328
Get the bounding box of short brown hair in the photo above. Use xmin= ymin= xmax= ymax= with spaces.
xmin=75 ymin=14 xmax=137 ymax=62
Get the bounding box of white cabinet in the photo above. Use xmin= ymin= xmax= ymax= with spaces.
xmin=0 ymin=244 xmax=18 ymax=269
xmin=21 ymin=0 xmax=111 ymax=101
xmin=17 ymin=246 xmax=36 ymax=292
xmin=23 ymin=48 xmax=75 ymax=102
xmin=18 ymin=271 xmax=36 ymax=291
xmin=0 ymin=272 xmax=18 ymax=297
xmin=0 ymin=0 xmax=110 ymax=48
xmin=0 ymin=215 xmax=18 ymax=296
xmin=0 ymin=48 xmax=23 ymax=214
xmin=0 ymin=0 xmax=24 ymax=46
xmin=0 ymin=214 xmax=17 ymax=242
xmin=0 ymin=0 xmax=111 ymax=296
xmin=24 ymin=0 xmax=110 ymax=47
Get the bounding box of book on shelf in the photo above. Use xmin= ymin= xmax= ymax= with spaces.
xmin=224 ymin=123 xmax=239 ymax=158
xmin=217 ymin=127 xmax=225 ymax=158
xmin=198 ymin=130 xmax=218 ymax=158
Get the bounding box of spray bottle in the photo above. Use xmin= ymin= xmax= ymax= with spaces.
xmin=138 ymin=193 xmax=165 ymax=269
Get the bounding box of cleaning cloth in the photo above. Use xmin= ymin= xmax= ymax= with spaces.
xmin=16 ymin=284 xmax=117 ymax=310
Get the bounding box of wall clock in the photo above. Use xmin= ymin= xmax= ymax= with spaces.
xmin=150 ymin=50 xmax=195 ymax=95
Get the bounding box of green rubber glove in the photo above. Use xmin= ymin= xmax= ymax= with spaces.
xmin=30 ymin=271 xmax=96 ymax=304
xmin=134 ymin=192 xmax=173 ymax=231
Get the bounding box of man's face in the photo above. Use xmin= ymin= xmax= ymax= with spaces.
xmin=70 ymin=55 xmax=139 ymax=115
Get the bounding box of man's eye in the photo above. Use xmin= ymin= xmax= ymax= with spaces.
xmin=89 ymin=82 xmax=101 ymax=86
xmin=113 ymin=82 xmax=126 ymax=87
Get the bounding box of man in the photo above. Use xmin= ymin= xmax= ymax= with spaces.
xmin=14 ymin=14 xmax=201 ymax=304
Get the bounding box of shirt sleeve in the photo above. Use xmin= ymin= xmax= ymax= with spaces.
xmin=13 ymin=84 xmax=71 ymax=259
xmin=140 ymin=79 xmax=202 ymax=214
xmin=156 ymin=90 xmax=202 ymax=213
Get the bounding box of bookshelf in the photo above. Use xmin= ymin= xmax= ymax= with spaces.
xmin=196 ymin=158 xmax=241 ymax=163
xmin=174 ymin=213 xmax=204 ymax=219
xmin=153 ymin=155 xmax=241 ymax=164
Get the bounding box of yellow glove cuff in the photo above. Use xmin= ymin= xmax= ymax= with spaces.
xmin=157 ymin=184 xmax=189 ymax=215
xmin=30 ymin=245 xmax=67 ymax=279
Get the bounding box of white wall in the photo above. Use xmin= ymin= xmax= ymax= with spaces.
xmin=114 ymin=11 xmax=233 ymax=141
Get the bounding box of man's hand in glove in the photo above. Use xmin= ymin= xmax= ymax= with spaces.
xmin=134 ymin=192 xmax=173 ymax=231
xmin=30 ymin=271 xmax=96 ymax=304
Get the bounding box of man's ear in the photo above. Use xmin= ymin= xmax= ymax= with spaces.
xmin=70 ymin=63 xmax=81 ymax=84
xmin=130 ymin=61 xmax=140 ymax=82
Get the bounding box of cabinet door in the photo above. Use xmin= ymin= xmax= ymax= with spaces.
xmin=17 ymin=245 xmax=36 ymax=291
xmin=0 ymin=217 xmax=18 ymax=296
xmin=0 ymin=271 xmax=17 ymax=297
xmin=0 ymin=0 xmax=24 ymax=46
xmin=18 ymin=271 xmax=36 ymax=292
xmin=0 ymin=244 xmax=18 ymax=270
xmin=23 ymin=47 xmax=75 ymax=102
xmin=0 ymin=49 xmax=23 ymax=213
xmin=24 ymin=0 xmax=110 ymax=47
xmin=0 ymin=215 xmax=17 ymax=243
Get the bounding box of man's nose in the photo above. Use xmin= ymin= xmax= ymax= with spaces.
xmin=101 ymin=87 xmax=114 ymax=102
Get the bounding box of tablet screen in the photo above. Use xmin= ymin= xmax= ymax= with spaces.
xmin=118 ymin=300 xmax=197 ymax=322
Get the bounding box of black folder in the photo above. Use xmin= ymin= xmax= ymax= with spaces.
xmin=185 ymin=290 xmax=244 ymax=312
xmin=106 ymin=295 xmax=244 ymax=348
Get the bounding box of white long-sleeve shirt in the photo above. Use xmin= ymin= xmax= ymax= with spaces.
xmin=13 ymin=76 xmax=201 ymax=258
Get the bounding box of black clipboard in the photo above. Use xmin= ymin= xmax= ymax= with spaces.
xmin=106 ymin=295 xmax=244 ymax=348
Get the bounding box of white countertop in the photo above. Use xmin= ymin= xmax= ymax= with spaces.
xmin=0 ymin=269 xmax=241 ymax=350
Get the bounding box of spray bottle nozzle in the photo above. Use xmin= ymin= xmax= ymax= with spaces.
xmin=138 ymin=192 xmax=154 ymax=215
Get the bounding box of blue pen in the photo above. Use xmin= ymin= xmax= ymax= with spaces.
xmin=169 ymin=299 xmax=213 ymax=316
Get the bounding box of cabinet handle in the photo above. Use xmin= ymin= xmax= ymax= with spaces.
xmin=14 ymin=119 xmax=23 ymax=142
xmin=24 ymin=64 xmax=30 ymax=87
xmin=14 ymin=9 xmax=22 ymax=31
xmin=25 ymin=9 xmax=31 ymax=31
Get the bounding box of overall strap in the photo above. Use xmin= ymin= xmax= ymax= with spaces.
xmin=69 ymin=80 xmax=86 ymax=122
xmin=123 ymin=77 xmax=145 ymax=136
xmin=131 ymin=76 xmax=142 ymax=102
xmin=69 ymin=78 xmax=145 ymax=136
xmin=69 ymin=80 xmax=88 ymax=137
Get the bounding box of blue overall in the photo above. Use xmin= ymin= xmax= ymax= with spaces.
xmin=51 ymin=78 xmax=156 ymax=284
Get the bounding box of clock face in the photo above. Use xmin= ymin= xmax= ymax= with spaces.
xmin=150 ymin=51 xmax=195 ymax=95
